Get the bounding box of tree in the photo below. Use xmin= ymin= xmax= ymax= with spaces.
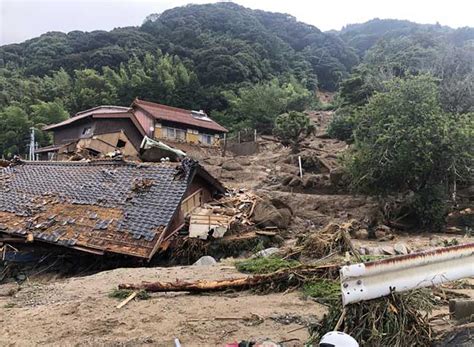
xmin=273 ymin=111 xmax=314 ymax=153
xmin=346 ymin=75 xmax=473 ymax=227
xmin=0 ymin=106 xmax=31 ymax=158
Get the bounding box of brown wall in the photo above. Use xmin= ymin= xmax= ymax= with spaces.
xmin=53 ymin=118 xmax=143 ymax=150
xmin=165 ymin=176 xmax=214 ymax=236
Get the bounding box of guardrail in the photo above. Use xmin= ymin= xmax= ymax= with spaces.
xmin=340 ymin=243 xmax=474 ymax=305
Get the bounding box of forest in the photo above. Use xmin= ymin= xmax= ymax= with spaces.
xmin=0 ymin=2 xmax=473 ymax=159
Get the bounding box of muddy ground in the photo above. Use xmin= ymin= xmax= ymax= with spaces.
xmin=1 ymin=110 xmax=472 ymax=346
xmin=0 ymin=264 xmax=324 ymax=346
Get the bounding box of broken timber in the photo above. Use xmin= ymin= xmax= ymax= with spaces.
xmin=118 ymin=264 xmax=338 ymax=293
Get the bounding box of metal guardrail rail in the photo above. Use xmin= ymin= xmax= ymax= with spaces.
xmin=340 ymin=243 xmax=474 ymax=305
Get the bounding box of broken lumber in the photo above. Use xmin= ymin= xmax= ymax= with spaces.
xmin=116 ymin=291 xmax=137 ymax=309
xmin=118 ymin=264 xmax=338 ymax=293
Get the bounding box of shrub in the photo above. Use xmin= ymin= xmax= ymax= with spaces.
xmin=273 ymin=111 xmax=314 ymax=152
xmin=346 ymin=75 xmax=473 ymax=227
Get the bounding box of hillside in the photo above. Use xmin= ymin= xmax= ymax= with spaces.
xmin=0 ymin=3 xmax=472 ymax=158
xmin=0 ymin=2 xmax=357 ymax=91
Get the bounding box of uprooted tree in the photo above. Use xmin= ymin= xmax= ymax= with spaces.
xmin=273 ymin=111 xmax=315 ymax=153
xmin=345 ymin=74 xmax=473 ymax=228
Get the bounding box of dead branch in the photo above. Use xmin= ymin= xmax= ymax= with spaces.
xmin=118 ymin=264 xmax=338 ymax=293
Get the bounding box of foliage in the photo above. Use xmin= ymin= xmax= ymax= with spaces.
xmin=0 ymin=106 xmax=31 ymax=158
xmin=327 ymin=106 xmax=361 ymax=142
xmin=273 ymin=111 xmax=314 ymax=152
xmin=310 ymin=289 xmax=434 ymax=347
xmin=302 ymin=279 xmax=340 ymax=302
xmin=108 ymin=288 xmax=151 ymax=300
xmin=235 ymin=256 xmax=300 ymax=274
xmin=346 ymin=75 xmax=473 ymax=227
xmin=215 ymin=78 xmax=313 ymax=133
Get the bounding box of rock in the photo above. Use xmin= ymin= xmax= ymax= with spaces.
xmin=252 ymin=200 xmax=292 ymax=229
xmin=302 ymin=175 xmax=319 ymax=188
xmin=374 ymin=225 xmax=391 ymax=239
xmin=281 ymin=175 xmax=294 ymax=186
xmin=288 ymin=176 xmax=302 ymax=187
xmin=394 ymin=243 xmax=409 ymax=255
xmin=329 ymin=168 xmax=345 ymax=186
xmin=358 ymin=247 xmax=367 ymax=255
xmin=193 ymin=256 xmax=217 ymax=266
xmin=367 ymin=247 xmax=382 ymax=255
xmin=237 ymin=157 xmax=252 ymax=166
xmin=221 ymin=160 xmax=242 ymax=171
xmin=253 ymin=247 xmax=280 ymax=258
xmin=381 ymin=246 xmax=396 ymax=256
xmin=353 ymin=228 xmax=369 ymax=240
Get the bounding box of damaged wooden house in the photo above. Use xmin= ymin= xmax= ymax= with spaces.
xmin=0 ymin=159 xmax=226 ymax=259
xmin=37 ymin=105 xmax=146 ymax=161
xmin=36 ymin=99 xmax=228 ymax=161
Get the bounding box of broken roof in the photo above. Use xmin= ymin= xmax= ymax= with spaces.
xmin=132 ymin=98 xmax=228 ymax=133
xmin=43 ymin=106 xmax=146 ymax=136
xmin=0 ymin=159 xmax=225 ymax=259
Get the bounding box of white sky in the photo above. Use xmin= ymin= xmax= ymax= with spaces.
xmin=1 ymin=0 xmax=473 ymax=45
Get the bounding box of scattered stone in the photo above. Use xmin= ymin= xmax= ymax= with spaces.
xmin=253 ymin=247 xmax=280 ymax=258
xmin=221 ymin=161 xmax=242 ymax=171
xmin=302 ymin=175 xmax=319 ymax=188
xmin=358 ymin=247 xmax=367 ymax=255
xmin=381 ymin=246 xmax=396 ymax=256
xmin=288 ymin=176 xmax=302 ymax=187
xmin=394 ymin=243 xmax=409 ymax=255
xmin=353 ymin=228 xmax=369 ymax=240
xmin=281 ymin=175 xmax=293 ymax=186
xmin=374 ymin=225 xmax=391 ymax=239
xmin=367 ymin=247 xmax=382 ymax=255
xmin=329 ymin=167 xmax=345 ymax=186
xmin=237 ymin=158 xmax=252 ymax=166
xmin=193 ymin=256 xmax=217 ymax=266
xmin=252 ymin=200 xmax=292 ymax=229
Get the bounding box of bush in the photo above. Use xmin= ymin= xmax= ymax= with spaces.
xmin=327 ymin=106 xmax=360 ymax=141
xmin=346 ymin=75 xmax=473 ymax=227
xmin=273 ymin=111 xmax=314 ymax=152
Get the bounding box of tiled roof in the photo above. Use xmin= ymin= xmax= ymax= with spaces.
xmin=133 ymin=98 xmax=228 ymax=133
xmin=0 ymin=159 xmax=217 ymax=259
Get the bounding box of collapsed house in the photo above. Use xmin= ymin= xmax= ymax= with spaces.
xmin=0 ymin=159 xmax=226 ymax=259
xmin=36 ymin=99 xmax=229 ymax=161
xmin=37 ymin=106 xmax=146 ymax=161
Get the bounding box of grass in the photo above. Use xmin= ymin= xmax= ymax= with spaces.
xmin=108 ymin=288 xmax=151 ymax=300
xmin=235 ymin=256 xmax=300 ymax=274
xmin=3 ymin=302 xmax=16 ymax=309
xmin=302 ymin=279 xmax=340 ymax=302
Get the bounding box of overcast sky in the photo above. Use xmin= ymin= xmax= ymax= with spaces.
xmin=1 ymin=0 xmax=473 ymax=45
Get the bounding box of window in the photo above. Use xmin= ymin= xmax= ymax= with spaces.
xmin=201 ymin=134 xmax=212 ymax=145
xmin=81 ymin=127 xmax=92 ymax=137
xmin=165 ymin=127 xmax=186 ymax=141
xmin=116 ymin=139 xmax=127 ymax=148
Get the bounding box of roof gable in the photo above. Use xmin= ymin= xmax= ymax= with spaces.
xmin=132 ymin=98 xmax=228 ymax=133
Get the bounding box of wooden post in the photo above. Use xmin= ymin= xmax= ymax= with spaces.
xmin=254 ymin=129 xmax=257 ymax=142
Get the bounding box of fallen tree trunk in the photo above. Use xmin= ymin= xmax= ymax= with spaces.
xmin=118 ymin=264 xmax=338 ymax=293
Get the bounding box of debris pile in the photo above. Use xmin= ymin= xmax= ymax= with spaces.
xmin=310 ymin=289 xmax=434 ymax=347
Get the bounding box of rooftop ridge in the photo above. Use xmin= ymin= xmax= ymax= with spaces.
xmin=134 ymin=98 xmax=193 ymax=114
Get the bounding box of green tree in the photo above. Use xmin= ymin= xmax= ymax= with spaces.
xmin=346 ymin=75 xmax=473 ymax=227
xmin=273 ymin=111 xmax=314 ymax=153
xmin=0 ymin=106 xmax=31 ymax=158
